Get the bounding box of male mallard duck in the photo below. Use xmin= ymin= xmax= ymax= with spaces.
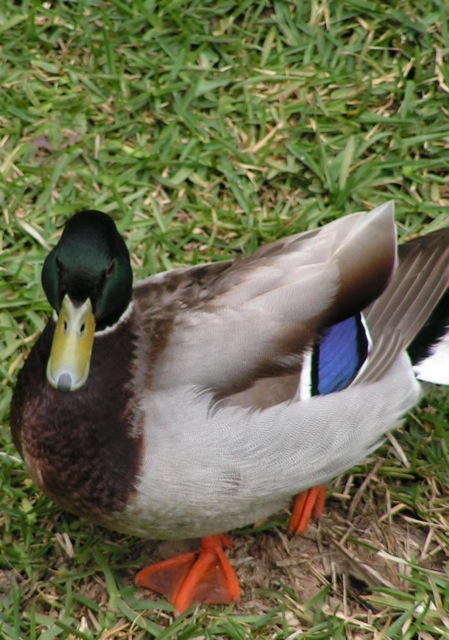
xmin=10 ymin=202 xmax=449 ymax=614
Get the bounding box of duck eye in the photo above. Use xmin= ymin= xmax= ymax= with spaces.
xmin=106 ymin=260 xmax=116 ymax=279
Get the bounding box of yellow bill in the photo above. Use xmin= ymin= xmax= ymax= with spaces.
xmin=46 ymin=295 xmax=96 ymax=392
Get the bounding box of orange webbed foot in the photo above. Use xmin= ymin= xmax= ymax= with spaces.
xmin=136 ymin=534 xmax=240 ymax=615
xmin=288 ymin=485 xmax=327 ymax=535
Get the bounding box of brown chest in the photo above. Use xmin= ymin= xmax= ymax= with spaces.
xmin=11 ymin=319 xmax=144 ymax=523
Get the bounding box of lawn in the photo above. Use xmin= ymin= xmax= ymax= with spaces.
xmin=1 ymin=0 xmax=449 ymax=638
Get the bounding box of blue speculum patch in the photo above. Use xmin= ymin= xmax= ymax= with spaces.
xmin=312 ymin=314 xmax=369 ymax=396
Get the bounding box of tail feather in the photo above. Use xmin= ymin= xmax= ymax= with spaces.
xmin=410 ymin=290 xmax=449 ymax=384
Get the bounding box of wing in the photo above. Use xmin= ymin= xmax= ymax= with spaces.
xmin=133 ymin=203 xmax=396 ymax=398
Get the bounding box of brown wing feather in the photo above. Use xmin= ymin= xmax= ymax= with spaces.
xmin=359 ymin=229 xmax=449 ymax=384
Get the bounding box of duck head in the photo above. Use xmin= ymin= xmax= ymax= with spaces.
xmin=41 ymin=210 xmax=133 ymax=392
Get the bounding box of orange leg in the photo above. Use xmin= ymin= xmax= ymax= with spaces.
xmin=288 ymin=485 xmax=327 ymax=535
xmin=136 ymin=534 xmax=240 ymax=615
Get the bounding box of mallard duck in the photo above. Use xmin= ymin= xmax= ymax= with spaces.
xmin=10 ymin=202 xmax=449 ymax=614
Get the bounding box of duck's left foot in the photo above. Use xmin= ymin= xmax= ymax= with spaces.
xmin=288 ymin=485 xmax=327 ymax=535
xmin=135 ymin=534 xmax=240 ymax=614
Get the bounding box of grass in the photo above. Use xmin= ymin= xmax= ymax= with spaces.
xmin=1 ymin=0 xmax=449 ymax=637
